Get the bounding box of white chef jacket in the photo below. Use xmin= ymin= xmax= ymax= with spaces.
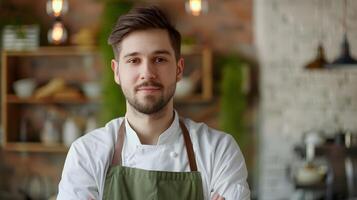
xmin=58 ymin=111 xmax=250 ymax=200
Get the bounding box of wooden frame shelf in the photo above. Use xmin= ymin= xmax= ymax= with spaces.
xmin=175 ymin=94 xmax=213 ymax=104
xmin=6 ymin=94 xmax=100 ymax=104
xmin=3 ymin=142 xmax=68 ymax=153
xmin=3 ymin=46 xmax=98 ymax=56
xmin=175 ymin=46 xmax=213 ymax=102
xmin=1 ymin=47 xmax=102 ymax=152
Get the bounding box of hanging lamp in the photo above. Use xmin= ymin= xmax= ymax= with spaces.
xmin=327 ymin=34 xmax=357 ymax=67
xmin=305 ymin=45 xmax=328 ymax=69
xmin=185 ymin=0 xmax=208 ymax=16
xmin=46 ymin=0 xmax=68 ymax=18
xmin=305 ymin=0 xmax=328 ymax=70
xmin=47 ymin=20 xmax=68 ymax=45
xmin=46 ymin=0 xmax=68 ymax=45
xmin=327 ymin=0 xmax=357 ymax=68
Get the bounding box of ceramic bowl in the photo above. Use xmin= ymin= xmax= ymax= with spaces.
xmin=175 ymin=78 xmax=194 ymax=98
xmin=13 ymin=78 xmax=36 ymax=98
xmin=82 ymin=82 xmax=101 ymax=99
xmin=295 ymin=164 xmax=327 ymax=186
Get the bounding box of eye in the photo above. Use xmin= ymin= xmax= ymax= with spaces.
xmin=127 ymin=58 xmax=140 ymax=64
xmin=154 ymin=57 xmax=167 ymax=63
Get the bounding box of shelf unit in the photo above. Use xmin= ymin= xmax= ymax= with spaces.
xmin=1 ymin=46 xmax=101 ymax=152
xmin=6 ymin=94 xmax=99 ymax=104
xmin=175 ymin=46 xmax=213 ymax=103
xmin=4 ymin=142 xmax=68 ymax=153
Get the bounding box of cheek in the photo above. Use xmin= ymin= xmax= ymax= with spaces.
xmin=161 ymin=68 xmax=177 ymax=81
xmin=118 ymin=69 xmax=137 ymax=86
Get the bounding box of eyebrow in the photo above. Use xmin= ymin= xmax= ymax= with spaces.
xmin=123 ymin=50 xmax=172 ymax=58
xmin=153 ymin=50 xmax=171 ymax=56
xmin=123 ymin=52 xmax=139 ymax=58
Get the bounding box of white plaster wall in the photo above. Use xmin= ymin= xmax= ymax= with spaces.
xmin=255 ymin=0 xmax=357 ymax=199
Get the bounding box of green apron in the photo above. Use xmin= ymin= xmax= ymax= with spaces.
xmin=103 ymin=119 xmax=204 ymax=200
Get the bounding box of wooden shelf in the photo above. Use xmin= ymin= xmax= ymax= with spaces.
xmin=3 ymin=142 xmax=68 ymax=153
xmin=174 ymin=94 xmax=213 ymax=104
xmin=3 ymin=46 xmax=98 ymax=57
xmin=6 ymin=94 xmax=100 ymax=104
xmin=1 ymin=47 xmax=102 ymax=153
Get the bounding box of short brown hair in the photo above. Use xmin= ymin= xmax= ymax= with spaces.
xmin=108 ymin=6 xmax=181 ymax=60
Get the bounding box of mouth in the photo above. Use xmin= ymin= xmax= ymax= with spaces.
xmin=137 ymin=86 xmax=161 ymax=92
xmin=135 ymin=82 xmax=163 ymax=93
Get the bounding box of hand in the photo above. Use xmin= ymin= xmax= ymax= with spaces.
xmin=211 ymin=193 xmax=225 ymax=200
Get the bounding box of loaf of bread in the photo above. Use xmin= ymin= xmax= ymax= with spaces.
xmin=34 ymin=78 xmax=66 ymax=98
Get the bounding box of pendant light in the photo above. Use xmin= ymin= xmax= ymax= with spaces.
xmin=327 ymin=0 xmax=357 ymax=68
xmin=47 ymin=20 xmax=68 ymax=45
xmin=305 ymin=0 xmax=327 ymax=70
xmin=305 ymin=45 xmax=328 ymax=70
xmin=46 ymin=0 xmax=68 ymax=18
xmin=328 ymin=34 xmax=357 ymax=66
xmin=46 ymin=0 xmax=68 ymax=45
xmin=185 ymin=0 xmax=208 ymax=16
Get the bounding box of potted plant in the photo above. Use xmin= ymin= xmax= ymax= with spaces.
xmin=218 ymin=55 xmax=249 ymax=148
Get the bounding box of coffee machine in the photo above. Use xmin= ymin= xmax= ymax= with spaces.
xmin=293 ymin=131 xmax=357 ymax=200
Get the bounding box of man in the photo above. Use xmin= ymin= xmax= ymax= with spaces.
xmin=58 ymin=6 xmax=250 ymax=200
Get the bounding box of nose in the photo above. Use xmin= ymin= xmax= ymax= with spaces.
xmin=140 ymin=60 xmax=157 ymax=80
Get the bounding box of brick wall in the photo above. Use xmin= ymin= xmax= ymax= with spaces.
xmin=255 ymin=0 xmax=357 ymax=199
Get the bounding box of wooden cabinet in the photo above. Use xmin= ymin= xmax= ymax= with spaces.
xmin=1 ymin=47 xmax=102 ymax=152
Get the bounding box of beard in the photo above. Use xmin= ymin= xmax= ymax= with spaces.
xmin=124 ymin=81 xmax=176 ymax=115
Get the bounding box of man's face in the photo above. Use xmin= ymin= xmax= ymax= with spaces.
xmin=111 ymin=29 xmax=184 ymax=114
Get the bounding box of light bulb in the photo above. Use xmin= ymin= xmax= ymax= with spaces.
xmin=46 ymin=0 xmax=68 ymax=17
xmin=48 ymin=21 xmax=67 ymax=45
xmin=185 ymin=0 xmax=208 ymax=16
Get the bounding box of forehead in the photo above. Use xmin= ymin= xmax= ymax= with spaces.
xmin=119 ymin=29 xmax=174 ymax=58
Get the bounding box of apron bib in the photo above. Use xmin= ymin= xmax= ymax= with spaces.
xmin=103 ymin=119 xmax=204 ymax=200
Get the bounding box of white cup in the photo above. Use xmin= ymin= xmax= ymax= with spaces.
xmin=175 ymin=78 xmax=194 ymax=98
xmin=13 ymin=78 xmax=36 ymax=98
xmin=82 ymin=82 xmax=101 ymax=99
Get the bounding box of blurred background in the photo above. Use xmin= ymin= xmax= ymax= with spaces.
xmin=0 ymin=0 xmax=357 ymax=199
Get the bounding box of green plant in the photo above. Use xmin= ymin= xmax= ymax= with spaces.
xmin=98 ymin=0 xmax=133 ymax=125
xmin=218 ymin=55 xmax=248 ymax=148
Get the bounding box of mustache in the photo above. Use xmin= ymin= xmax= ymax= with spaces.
xmin=135 ymin=81 xmax=163 ymax=91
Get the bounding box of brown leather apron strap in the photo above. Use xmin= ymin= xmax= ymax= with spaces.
xmin=179 ymin=119 xmax=198 ymax=172
xmin=111 ymin=118 xmax=198 ymax=172
xmin=111 ymin=120 xmax=125 ymax=166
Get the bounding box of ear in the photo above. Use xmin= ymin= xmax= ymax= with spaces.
xmin=111 ymin=59 xmax=121 ymax=85
xmin=176 ymin=57 xmax=184 ymax=82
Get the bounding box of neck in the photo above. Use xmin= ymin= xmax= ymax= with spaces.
xmin=125 ymin=100 xmax=175 ymax=145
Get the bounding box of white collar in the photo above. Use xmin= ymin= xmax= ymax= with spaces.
xmin=124 ymin=111 xmax=181 ymax=148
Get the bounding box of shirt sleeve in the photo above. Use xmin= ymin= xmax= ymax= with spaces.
xmin=210 ymin=134 xmax=250 ymax=200
xmin=57 ymin=140 xmax=99 ymax=200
